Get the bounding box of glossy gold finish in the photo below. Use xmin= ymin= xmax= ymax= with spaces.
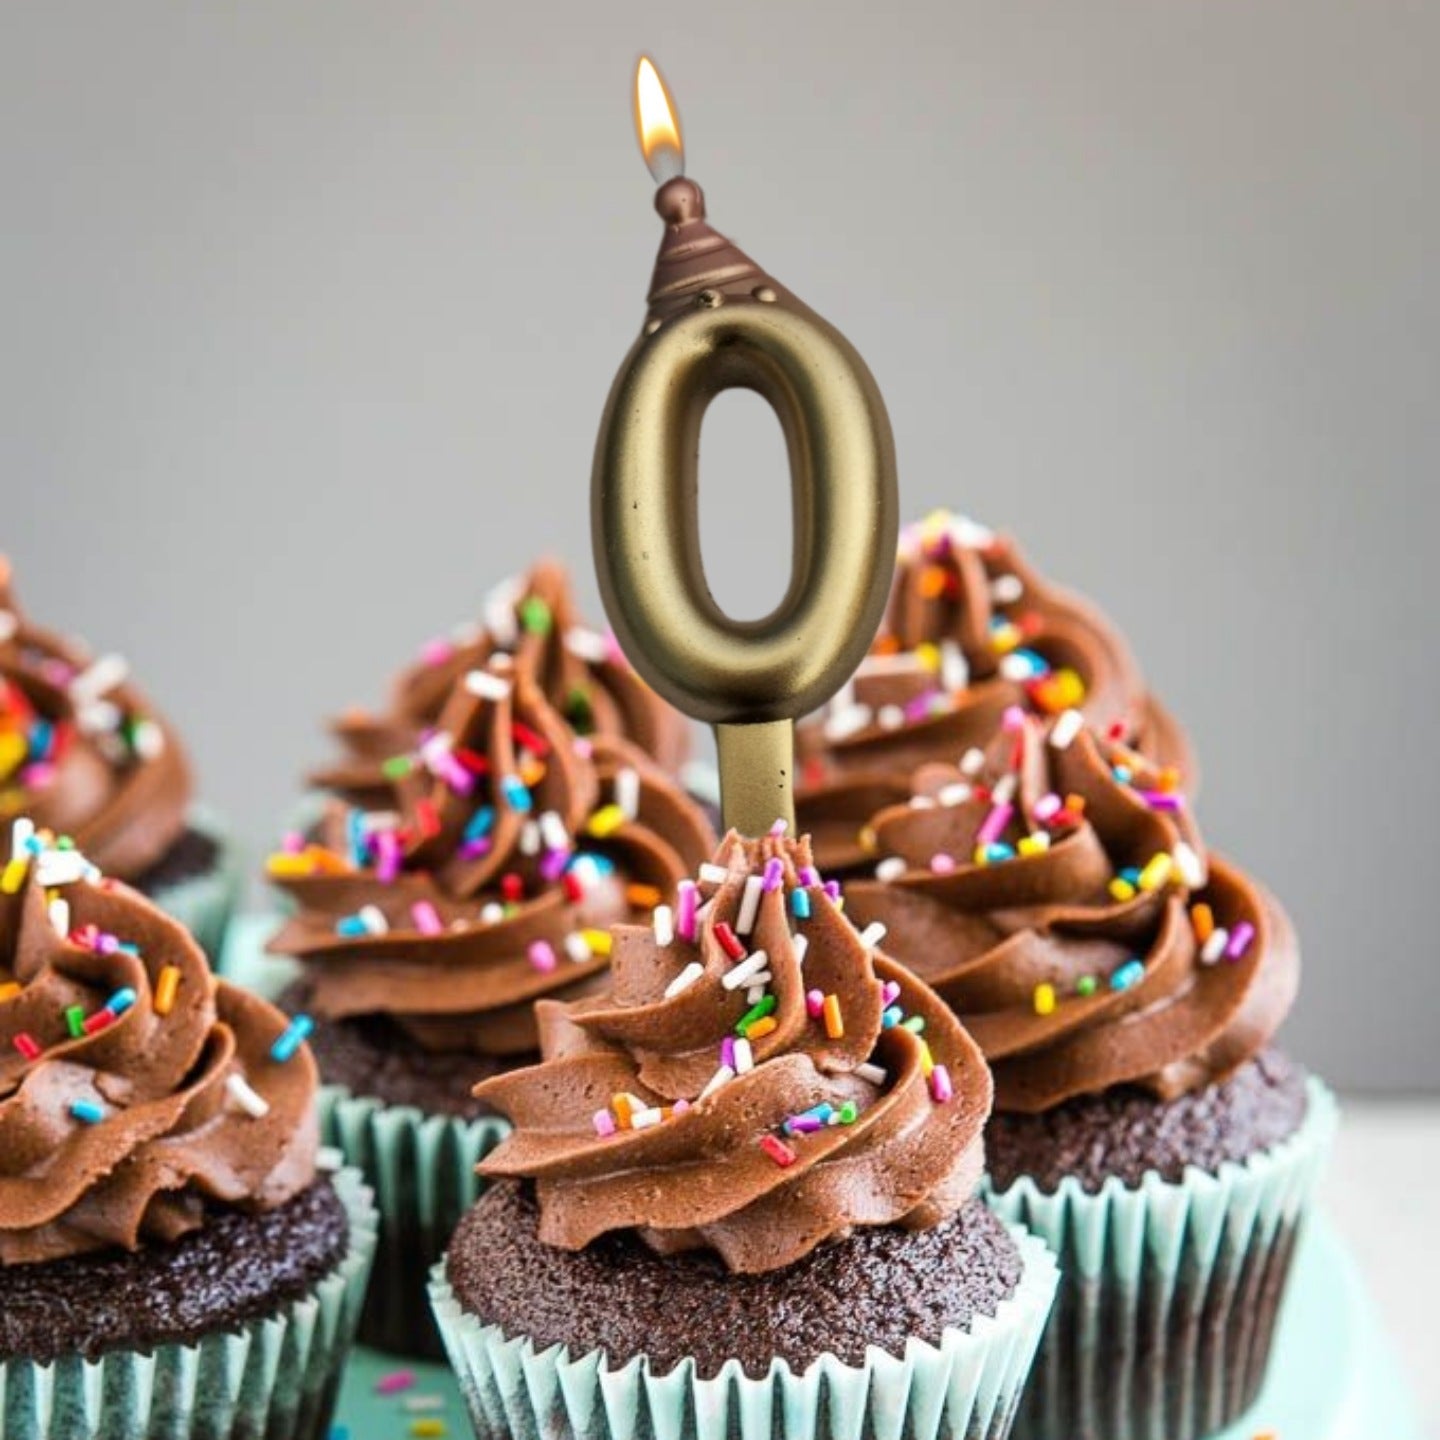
xmin=592 ymin=287 xmax=898 ymax=836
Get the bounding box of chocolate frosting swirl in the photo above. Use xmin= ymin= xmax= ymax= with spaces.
xmin=0 ymin=560 xmax=191 ymax=882
xmin=0 ymin=831 xmax=317 ymax=1265
xmin=269 ymin=657 xmax=716 ymax=1058
xmin=842 ymin=716 xmax=1298 ymax=1114
xmin=475 ymin=833 xmax=991 ymax=1274
xmin=317 ymin=558 xmax=690 ymax=803
xmin=797 ymin=512 xmax=1191 ymax=875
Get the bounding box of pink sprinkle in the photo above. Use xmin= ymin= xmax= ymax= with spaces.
xmin=823 ymin=880 xmax=842 ymax=902
xmin=805 ymin=989 xmax=825 ymax=1018
xmin=281 ymin=831 xmax=305 ymax=855
xmin=720 ymin=1035 xmax=737 ymax=1070
xmin=976 ymin=802 xmax=1014 ymax=848
xmin=930 ymin=1065 xmax=954 ymax=1104
xmin=375 ymin=831 xmax=402 ymax=884
xmin=1226 ymin=922 xmax=1256 ymax=960
xmin=411 ymin=902 xmax=443 ymax=936
xmin=798 ymin=866 xmax=821 ymax=889
xmin=676 ymin=881 xmax=699 ymax=942
xmin=769 ymin=818 xmax=788 ymax=836
xmin=436 ymin=754 xmax=473 ymax=794
xmin=1140 ymin=791 xmax=1184 ymax=812
xmin=673 ymin=1099 xmax=691 ymax=1115
xmin=460 ymin=837 xmax=493 ymax=861
xmin=375 ymin=1369 xmax=416 ymax=1396
xmin=419 ymin=638 xmax=452 ymax=666
xmin=762 ymin=858 xmax=785 ymax=892
xmin=1033 ymin=793 xmax=1062 ymax=823
xmin=538 ymin=848 xmax=570 ymax=883
xmin=930 ymin=852 xmax=957 ymax=875
xmin=880 ymin=980 xmax=902 ymax=1007
xmin=573 ymin=737 xmax=594 ymax=760
xmin=528 ymin=940 xmax=558 ymax=973
xmin=787 ymin=1114 xmax=825 ymax=1134
xmin=1001 ymin=705 xmax=1027 ymax=733
xmin=593 ymin=1109 xmax=617 ymax=1138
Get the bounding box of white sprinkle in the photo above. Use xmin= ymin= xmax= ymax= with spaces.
xmin=0 ymin=611 xmax=16 ymax=644
xmin=697 ymin=1064 xmax=735 ymax=1101
xmin=950 ymin=514 xmax=995 ymax=549
xmin=722 ymin=949 xmax=769 ymax=990
xmin=131 ymin=718 xmax=166 ymax=760
xmin=451 ymin=620 xmax=484 ymax=647
xmin=518 ymin=820 xmax=541 ymax=856
xmin=565 ymin=626 xmax=610 ymax=664
xmin=359 ymin=810 xmax=402 ymax=835
xmin=226 ymin=1074 xmax=270 ymax=1118
xmin=733 ymin=1037 xmax=755 ymax=1074
xmin=938 ymin=782 xmax=972 ymax=808
xmin=402 ymin=1397 xmax=448 ymax=1414
xmin=630 ymin=1105 xmax=665 ymax=1130
xmin=698 ymin=863 xmax=729 ymax=886
xmin=856 ymin=1062 xmax=889 ymax=1086
xmin=745 ymin=983 xmax=770 ymax=1005
xmin=463 ymin=669 xmax=511 ymax=702
xmin=824 ymin=704 xmax=874 ymax=742
xmin=990 ymin=574 xmax=1025 ymax=605
xmin=480 ymin=902 xmax=506 ymax=925
xmin=359 ymin=904 xmax=389 ymax=934
xmin=77 ymin=699 xmax=122 ymax=735
xmin=857 ymin=921 xmax=887 ymax=950
xmin=960 ymin=748 xmax=986 ymax=777
xmin=69 ymin=653 xmax=128 ymax=704
xmin=36 ymin=850 xmax=88 ymax=887
xmin=991 ymin=772 xmax=1018 ymax=806
xmin=539 ymin=811 xmax=569 ymax=852
xmin=1173 ymin=841 xmax=1207 ymax=890
xmin=564 ymin=932 xmax=592 ymax=963
xmin=735 ymin=875 xmax=764 ymax=935
xmin=1200 ymin=928 xmax=1230 ymax=965
xmin=908 ymin=795 xmax=937 ymax=809
xmin=420 ymin=731 xmax=454 ymax=767
xmin=1050 ymin=709 xmax=1085 ymax=750
xmin=999 ymin=653 xmax=1037 ymax=682
xmin=663 ymin=961 xmax=704 ymax=999
xmin=614 ymin=767 xmax=641 ymax=820
xmin=877 ymin=704 xmax=906 ymax=731
xmin=11 ymin=818 xmax=35 ymax=852
xmin=652 ymin=905 xmax=675 ymax=947
xmin=940 ymin=640 xmax=969 ymax=692
xmin=49 ymin=897 xmax=70 ymax=937
xmin=484 ymin=577 xmax=523 ymax=647
xmin=792 ymin=934 xmax=809 ymax=965
xmin=875 ymin=857 xmax=907 ymax=883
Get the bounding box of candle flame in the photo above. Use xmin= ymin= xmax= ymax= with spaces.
xmin=634 ymin=56 xmax=684 ymax=184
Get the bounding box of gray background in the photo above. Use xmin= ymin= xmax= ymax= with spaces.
xmin=1 ymin=1 xmax=1435 ymax=1090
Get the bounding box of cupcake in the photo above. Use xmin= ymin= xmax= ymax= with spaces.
xmin=0 ymin=824 xmax=375 ymax=1440
xmin=843 ymin=711 xmax=1336 ymax=1440
xmin=431 ymin=832 xmax=1059 ymax=1440
xmin=266 ymin=654 xmax=716 ymax=1355
xmin=0 ymin=558 xmax=239 ymax=958
xmin=316 ymin=557 xmax=693 ymax=805
xmin=796 ymin=511 xmax=1191 ymax=876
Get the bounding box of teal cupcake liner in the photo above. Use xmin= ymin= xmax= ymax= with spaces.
xmin=0 ymin=1160 xmax=377 ymax=1440
xmin=429 ymin=1224 xmax=1059 ymax=1440
xmin=320 ymin=1086 xmax=509 ymax=1359
xmin=146 ymin=806 xmax=245 ymax=962
xmin=983 ymin=1076 xmax=1338 ymax=1440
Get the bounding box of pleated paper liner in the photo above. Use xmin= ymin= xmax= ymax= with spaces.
xmin=0 ymin=1160 xmax=377 ymax=1440
xmin=984 ymin=1076 xmax=1338 ymax=1440
xmin=145 ymin=806 xmax=245 ymax=964
xmin=429 ymin=1224 xmax=1060 ymax=1440
xmin=320 ymin=1088 xmax=508 ymax=1358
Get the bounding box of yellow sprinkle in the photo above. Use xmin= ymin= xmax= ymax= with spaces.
xmin=914 ymin=641 xmax=941 ymax=673
xmin=858 ymin=825 xmax=877 ymax=854
xmin=626 ymin=883 xmax=662 ymax=909
xmin=1109 ymin=877 xmax=1136 ymax=902
xmin=822 ymin=994 xmax=845 ymax=1040
xmin=1032 ymin=667 xmax=1086 ymax=714
xmin=1138 ymin=853 xmax=1175 ymax=893
xmin=1191 ymin=903 xmax=1215 ymax=943
xmin=410 ymin=1421 xmax=447 ymax=1438
xmin=1033 ymin=983 xmax=1057 ymax=1016
xmin=973 ymin=846 xmax=990 ymax=868
xmin=585 ymin=805 xmax=627 ymax=839
xmin=580 ymin=928 xmax=613 ymax=957
xmin=0 ymin=981 xmax=20 ymax=1003
xmin=0 ymin=733 xmax=26 ymax=777
xmin=1 ymin=857 xmax=28 ymax=894
xmin=153 ymin=965 xmax=182 ymax=1016
xmin=744 ymin=1016 xmax=778 ymax=1041
xmin=990 ymin=622 xmax=1021 ymax=654
xmin=1017 ymin=834 xmax=1051 ymax=857
xmin=919 ymin=1039 xmax=935 ymax=1077
xmin=266 ymin=853 xmax=318 ymax=878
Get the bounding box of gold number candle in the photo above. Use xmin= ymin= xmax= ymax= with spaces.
xmin=592 ymin=57 xmax=899 ymax=836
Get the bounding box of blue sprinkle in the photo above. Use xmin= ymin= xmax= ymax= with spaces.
xmin=1119 ymin=867 xmax=1142 ymax=885
xmin=70 ymin=1099 xmax=105 ymax=1125
xmin=1110 ymin=959 xmax=1146 ymax=992
xmin=791 ymin=888 xmax=811 ymax=920
xmin=271 ymin=1014 xmax=315 ymax=1063
xmin=500 ymin=775 xmax=532 ymax=813
xmin=1112 ymin=765 xmax=1133 ymax=784
xmin=106 ymin=987 xmax=138 ymax=1016
xmin=464 ymin=806 xmax=496 ymax=842
xmin=336 ymin=915 xmax=368 ymax=937
xmin=117 ymin=942 xmax=141 ymax=956
xmin=881 ymin=1005 xmax=904 ymax=1029
xmin=1004 ymin=647 xmax=1049 ymax=678
xmin=984 ymin=842 xmax=1017 ymax=863
xmin=568 ymin=852 xmax=615 ymax=879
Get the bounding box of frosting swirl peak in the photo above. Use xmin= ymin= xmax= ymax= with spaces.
xmin=475 ymin=833 xmax=991 ymax=1273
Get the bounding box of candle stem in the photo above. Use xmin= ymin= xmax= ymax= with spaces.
xmin=715 ymin=720 xmax=796 ymax=836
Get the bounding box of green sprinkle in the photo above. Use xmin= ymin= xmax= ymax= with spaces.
xmin=1076 ymin=975 xmax=1098 ymax=997
xmin=736 ymin=995 xmax=777 ymax=1035
xmin=382 ymin=755 xmax=413 ymax=780
xmin=65 ymin=1005 xmax=86 ymax=1038
xmin=901 ymin=1015 xmax=926 ymax=1034
xmin=565 ymin=686 xmax=594 ymax=733
xmin=57 ymin=836 xmax=75 ymax=851
xmin=837 ymin=1101 xmax=859 ymax=1124
xmin=520 ymin=596 xmax=553 ymax=636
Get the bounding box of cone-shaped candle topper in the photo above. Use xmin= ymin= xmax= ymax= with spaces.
xmin=593 ymin=57 xmax=899 ymax=837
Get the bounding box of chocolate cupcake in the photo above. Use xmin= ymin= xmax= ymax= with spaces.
xmin=265 ymin=654 xmax=715 ymax=1355
xmin=843 ymin=712 xmax=1336 ymax=1440
xmin=796 ymin=511 xmax=1191 ymax=876
xmin=430 ymin=832 xmax=1058 ymax=1440
xmin=0 ymin=559 xmax=240 ymax=958
xmin=317 ymin=557 xmax=693 ymax=802
xmin=0 ymin=823 xmax=375 ymax=1440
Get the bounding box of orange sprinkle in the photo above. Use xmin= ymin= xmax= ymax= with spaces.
xmin=1156 ymin=766 xmax=1181 ymax=794
xmin=919 ymin=565 xmax=948 ymax=599
xmin=1191 ymin=903 xmax=1215 ymax=943
xmin=0 ymin=981 xmax=20 ymax=1003
xmin=153 ymin=965 xmax=182 ymax=1016
xmin=1064 ymin=794 xmax=1086 ymax=817
xmin=611 ymin=1093 xmax=637 ymax=1129
xmin=873 ymin=634 xmax=901 ymax=656
xmin=626 ymin=884 xmax=662 ymax=909
xmin=822 ymin=994 xmax=844 ymax=1040
xmin=745 ymin=1016 xmax=779 ymax=1041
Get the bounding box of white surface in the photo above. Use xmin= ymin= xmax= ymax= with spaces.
xmin=1326 ymin=1100 xmax=1440 ymax=1435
